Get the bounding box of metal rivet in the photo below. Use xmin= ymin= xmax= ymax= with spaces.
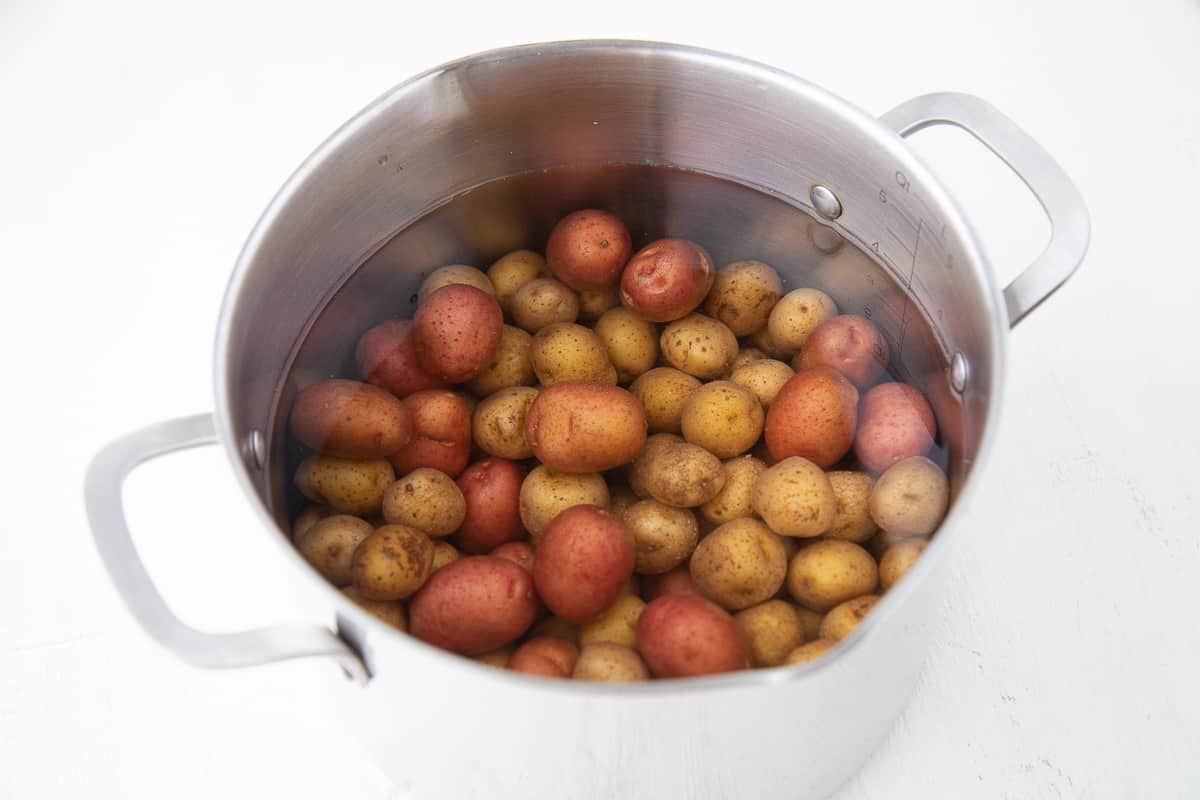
xmin=247 ymin=429 xmax=265 ymax=470
xmin=810 ymin=184 xmax=843 ymax=220
xmin=950 ymin=352 xmax=969 ymax=393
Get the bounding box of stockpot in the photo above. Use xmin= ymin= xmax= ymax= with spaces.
xmin=85 ymin=40 xmax=1088 ymax=799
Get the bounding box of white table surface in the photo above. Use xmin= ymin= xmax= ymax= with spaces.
xmin=2 ymin=0 xmax=1198 ymax=797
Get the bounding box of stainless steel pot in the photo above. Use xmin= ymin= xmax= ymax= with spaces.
xmin=84 ymin=41 xmax=1088 ymax=799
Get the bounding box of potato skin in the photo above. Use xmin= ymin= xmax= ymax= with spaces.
xmin=681 ymin=380 xmax=764 ymax=458
xmin=573 ymin=643 xmax=650 ymax=682
xmin=296 ymin=515 xmax=373 ymax=586
xmin=628 ymin=433 xmax=683 ymax=499
xmin=531 ymin=616 xmax=581 ymax=644
xmin=765 ymin=366 xmax=859 ymax=468
xmin=700 ymin=455 xmax=766 ymax=525
xmin=579 ymin=594 xmax=646 ymax=649
xmin=659 ymin=314 xmax=739 ymax=380
xmin=729 ymin=347 xmax=767 ymax=372
xmin=295 ymin=455 xmax=395 ymax=516
xmin=795 ymin=606 xmax=824 ymax=641
xmin=703 ymin=259 xmax=783 ymax=336
xmin=735 ymin=600 xmax=804 ymax=667
xmin=577 ymin=286 xmax=619 ymax=323
xmin=594 ymin=308 xmax=659 ymax=382
xmin=786 ymin=540 xmax=878 ymax=612
xmin=546 ymin=209 xmax=633 ymax=291
xmin=518 ymin=466 xmax=609 ymax=537
xmin=623 ymin=500 xmax=700 ymax=574
xmin=350 ymin=524 xmax=435 ymax=600
xmin=784 ymin=638 xmax=836 ymax=666
xmin=508 ymin=636 xmax=580 ymax=679
xmin=530 ymin=323 xmax=618 ymax=386
xmin=533 ymin=505 xmax=636 ymax=624
xmin=511 ymin=278 xmax=580 ymax=333
xmin=642 ymin=564 xmax=700 ymax=602
xmin=290 ymin=379 xmax=411 ymax=459
xmin=868 ymin=456 xmax=949 ymax=536
xmin=629 ymin=367 xmax=701 ymax=434
xmin=796 ymin=315 xmax=888 ymax=389
xmin=607 ymin=484 xmax=640 ymax=518
xmin=825 ymin=471 xmax=878 ymax=543
xmin=766 ymin=288 xmax=837 ymax=356
xmin=355 ymin=320 xmax=448 ymax=399
xmin=417 ymin=264 xmax=495 ymax=305
xmin=879 ymin=538 xmax=928 ymax=590
xmin=525 ymin=382 xmax=647 ymax=473
xmin=464 ymin=325 xmax=534 ymax=397
xmin=637 ymin=595 xmax=750 ymax=678
xmin=645 ymin=442 xmax=726 ymax=508
xmin=409 ymin=556 xmax=538 ymax=655
xmin=490 ymin=541 xmax=535 ymax=574
xmin=472 ymin=386 xmax=538 ymax=460
xmin=751 ymin=457 xmax=836 ymax=538
xmin=389 ymin=390 xmax=473 ymax=478
xmin=431 ymin=541 xmax=461 ymax=573
xmin=730 ymin=359 xmax=794 ymax=408
xmin=454 ymin=458 xmax=525 ymax=554
xmin=690 ymin=518 xmax=789 ymax=610
xmin=413 ymin=284 xmax=504 ymax=383
xmin=381 ymin=468 xmax=466 ymax=538
xmin=819 ymin=595 xmax=880 ymax=641
xmin=475 ymin=647 xmax=514 ymax=668
xmin=342 ymin=586 xmax=407 ymax=631
xmin=854 ymin=383 xmax=936 ymax=473
xmin=292 ymin=504 xmax=331 ymax=542
xmin=488 ymin=250 xmax=545 ymax=314
xmin=620 ymin=238 xmax=715 ymax=323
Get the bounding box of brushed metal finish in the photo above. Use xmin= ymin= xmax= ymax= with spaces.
xmin=810 ymin=183 xmax=844 ymax=219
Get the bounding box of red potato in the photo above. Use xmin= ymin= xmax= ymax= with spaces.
xmin=533 ymin=505 xmax=636 ymax=624
xmin=545 ymin=209 xmax=633 ymax=291
xmin=641 ymin=564 xmax=701 ymax=602
xmin=796 ymin=315 xmax=889 ymax=389
xmin=389 ymin=390 xmax=472 ymax=478
xmin=454 ymin=458 xmax=526 ymax=554
xmin=508 ymin=636 xmax=580 ymax=678
xmin=290 ymin=379 xmax=411 ymax=459
xmin=491 ymin=541 xmax=535 ymax=574
xmin=854 ymin=382 xmax=936 ymax=473
xmin=409 ymin=556 xmax=538 ymax=655
xmin=525 ymin=382 xmax=647 ymax=473
xmin=619 ymin=238 xmax=715 ymax=323
xmin=412 ymin=284 xmax=503 ymax=383
xmin=637 ymin=595 xmax=750 ymax=678
xmin=355 ymin=319 xmax=448 ymax=398
xmin=765 ymin=367 xmax=859 ymax=468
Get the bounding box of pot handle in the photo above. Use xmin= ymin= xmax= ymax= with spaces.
xmin=84 ymin=413 xmax=368 ymax=683
xmin=880 ymin=92 xmax=1090 ymax=326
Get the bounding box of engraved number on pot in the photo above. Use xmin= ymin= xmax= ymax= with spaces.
xmin=879 ymin=190 xmax=887 ymax=203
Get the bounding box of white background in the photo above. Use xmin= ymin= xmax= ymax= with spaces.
xmin=2 ymin=0 xmax=1198 ymax=797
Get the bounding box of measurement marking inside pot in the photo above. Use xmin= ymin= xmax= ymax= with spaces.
xmin=896 ymin=218 xmax=924 ymax=357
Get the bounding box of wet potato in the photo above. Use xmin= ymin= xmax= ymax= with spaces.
xmin=511 ymin=278 xmax=580 ymax=333
xmin=472 ymin=386 xmax=539 ymax=460
xmin=629 ymin=367 xmax=701 ymax=434
xmin=623 ymin=499 xmax=700 ymax=574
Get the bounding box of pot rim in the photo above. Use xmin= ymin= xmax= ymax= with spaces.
xmin=213 ymin=38 xmax=1007 ymax=694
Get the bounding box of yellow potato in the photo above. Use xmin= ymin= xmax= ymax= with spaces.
xmin=644 ymin=441 xmax=726 ymax=507
xmin=295 ymin=455 xmax=395 ymax=516
xmin=786 ymin=540 xmax=878 ymax=612
xmin=766 ymin=288 xmax=837 ymax=356
xmin=629 ymin=367 xmax=701 ymax=434
xmin=296 ymin=515 xmax=374 ymax=586
xmin=431 ymin=541 xmax=462 ymax=573
xmin=700 ymin=455 xmax=766 ymax=525
xmin=472 ymin=386 xmax=538 ymax=460
xmin=475 ymin=646 xmax=514 ymax=668
xmin=594 ymin=308 xmax=659 ymax=382
xmin=690 ymin=518 xmax=788 ymax=610
xmin=628 ymin=433 xmax=683 ymax=499
xmin=623 ymin=500 xmax=700 ymax=574
xmin=511 ymin=277 xmax=580 ymax=333
xmin=825 ymin=471 xmax=879 ymax=543
xmin=572 ymin=643 xmax=650 ymax=682
xmin=530 ymin=322 xmax=618 ymax=386
xmin=734 ymin=600 xmax=804 ymax=667
xmin=518 ymin=465 xmax=610 ymax=537
xmin=577 ymin=286 xmax=620 ymax=323
xmin=866 ymin=529 xmax=927 ymax=561
xmin=730 ymin=359 xmax=794 ymax=408
xmin=784 ymin=638 xmax=836 ymax=666
xmin=417 ymin=264 xmax=495 ymax=305
xmin=869 ymin=456 xmax=950 ymax=536
xmin=748 ymin=325 xmax=792 ymax=360
xmin=729 ymin=347 xmax=767 ymax=372
xmin=487 ymin=250 xmax=545 ymax=314
xmin=350 ymin=524 xmax=435 ymax=600
xmin=608 ymin=484 xmax=640 ymax=518
xmin=795 ymin=606 xmax=823 ymax=641
xmin=751 ymin=457 xmax=836 ymax=538
xmin=381 ymin=468 xmax=466 ymax=537
xmin=680 ymin=380 xmax=764 ymax=458
xmin=703 ymin=259 xmax=783 ymax=336
xmin=292 ymin=504 xmax=330 ymax=542
xmin=819 ymin=595 xmax=880 ymax=641
xmin=465 ymin=325 xmax=535 ymax=397
xmin=659 ymin=313 xmax=739 ymax=379
xmin=879 ymin=538 xmax=928 ymax=590
xmin=342 ymin=586 xmax=407 ymax=631
xmin=579 ymin=594 xmax=646 ymax=649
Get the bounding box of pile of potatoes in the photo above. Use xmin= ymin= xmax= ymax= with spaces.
xmin=289 ymin=209 xmax=949 ymax=682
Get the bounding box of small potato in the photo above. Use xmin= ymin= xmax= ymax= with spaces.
xmin=487 ymin=250 xmax=545 ymax=314
xmin=607 ymin=484 xmax=640 ymax=518
xmin=819 ymin=595 xmax=880 ymax=641
xmin=796 ymin=314 xmax=888 ymax=389
xmin=751 ymin=457 xmax=836 ymax=538
xmin=413 ymin=284 xmax=503 ymax=383
xmin=765 ymin=367 xmax=859 ymax=468
xmin=795 ymin=606 xmax=824 ymax=641
xmin=417 ymin=264 xmax=495 ymax=306
xmin=381 ymin=468 xmax=466 ymax=537
xmin=620 ymin=238 xmax=715 ymax=322
xmin=491 ymin=541 xmax=535 ymax=574
xmin=546 ymin=209 xmax=633 ymax=291
xmin=355 ymin=320 xmax=447 ymax=399
xmin=464 ymin=325 xmax=534 ymax=397
xmin=645 ymin=441 xmax=726 ymax=508
xmin=749 ymin=326 xmax=792 ymax=361
xmin=350 ymin=524 xmax=435 ymax=600
xmin=784 ymin=638 xmax=836 ymax=666
xmin=786 ymin=540 xmax=878 ymax=612
xmin=531 ymin=616 xmax=580 ymax=644
xmin=475 ymin=647 xmax=513 ymax=668
xmin=766 ymin=288 xmax=838 ymax=356
xmin=409 ymin=556 xmax=538 ymax=654
xmin=431 ymin=541 xmax=461 ymax=573
xmin=390 ymin=390 xmax=472 ymax=477
xmin=659 ymin=314 xmax=739 ymax=380
xmin=681 ymin=380 xmax=764 ymax=458
xmin=511 ymin=278 xmax=580 ymax=333
xmin=454 ymin=458 xmax=525 ymax=554
xmin=518 ymin=466 xmax=610 ymax=538
xmin=826 ymin=471 xmax=878 ymax=543
xmin=530 ymin=323 xmax=618 ymax=386
xmin=573 ymin=643 xmax=650 ymax=682
xmin=867 ymin=529 xmax=927 ymax=561
xmin=342 ymin=586 xmax=407 ymax=631
xmin=580 ymin=594 xmax=646 ymax=649
xmin=296 ymin=455 xmax=395 ymax=516
xmin=690 ymin=518 xmax=789 ymax=610
xmin=735 ymin=600 xmax=804 ymax=667
xmin=629 ymin=367 xmax=700 ymax=434
xmin=703 ymin=259 xmax=783 ymax=336
xmin=472 ymin=386 xmax=538 ymax=460
xmin=880 ymin=538 xmax=928 ymax=590
xmin=525 ymin=382 xmax=646 ymax=473
xmin=729 ymin=347 xmax=767 ymax=373
xmin=594 ymin=308 xmax=659 ymax=382
xmin=700 ymin=455 xmax=766 ymax=525
xmin=624 ymin=500 xmax=700 ymax=574
xmin=854 ymin=383 xmax=937 ymax=473
xmin=731 ymin=359 xmax=794 ymax=408
xmin=577 ymin=286 xmax=618 ymax=323
xmin=637 ymin=595 xmax=750 ymax=678
xmin=292 ymin=505 xmax=330 ymax=542
xmin=869 ymin=456 xmax=949 ymax=536
xmin=642 ymin=564 xmax=700 ymax=601
xmin=509 ymin=636 xmax=580 ymax=679
xmin=290 ymin=379 xmax=411 ymax=459
xmin=296 ymin=515 xmax=373 ymax=586
xmin=533 ymin=505 xmax=636 ymax=624
xmin=628 ymin=433 xmax=683 ymax=499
